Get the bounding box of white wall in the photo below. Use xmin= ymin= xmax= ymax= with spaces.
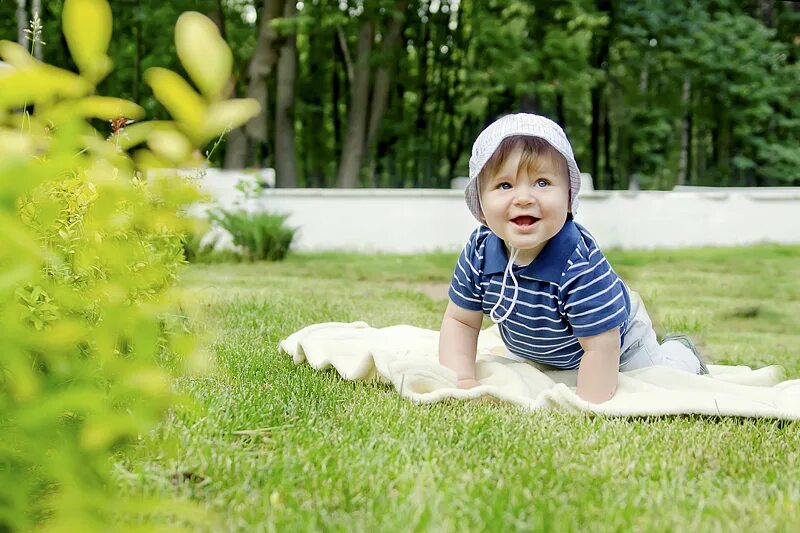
xmin=574 ymin=190 xmax=800 ymax=250
xmin=191 ymin=170 xmax=800 ymax=252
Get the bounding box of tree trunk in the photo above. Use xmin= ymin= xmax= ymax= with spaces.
xmin=275 ymin=0 xmax=298 ymax=187
xmin=639 ymin=56 xmax=649 ymax=93
xmin=445 ymin=6 xmax=466 ymax=181
xmin=520 ymin=93 xmax=540 ymax=113
xmin=677 ymin=76 xmax=692 ymax=186
xmin=617 ymin=120 xmax=630 ymax=188
xmin=413 ymin=20 xmax=430 ymax=188
xmin=302 ymin=28 xmax=325 ymax=187
xmin=225 ymin=0 xmax=286 ymax=168
xmin=603 ymin=97 xmax=613 ymax=188
xmin=365 ymin=0 xmax=408 ymax=185
xmin=246 ymin=0 xmax=286 ymax=142
xmin=555 ymin=94 xmax=566 ymax=132
xmin=696 ymin=128 xmax=708 ymax=186
xmin=590 ymin=87 xmax=602 ymax=188
xmin=224 ymin=127 xmax=250 ymax=169
xmin=393 ymin=81 xmax=407 ymax=187
xmin=210 ymin=0 xmax=227 ymax=41
xmin=757 ymin=0 xmax=775 ymax=26
xmin=431 ymin=25 xmax=454 ymax=186
xmin=336 ymin=19 xmax=373 ymax=188
xmin=713 ymin=109 xmax=732 ymax=185
xmin=133 ymin=0 xmax=141 ymax=103
xmin=332 ymin=35 xmax=343 ymax=185
xmin=589 ymin=0 xmax=612 ymax=189
xmin=17 ymin=0 xmax=28 ymax=49
xmin=208 ymin=2 xmax=231 ymax=97
xmin=689 ymin=91 xmax=698 ymax=185
xmin=445 ymin=60 xmax=461 ymax=180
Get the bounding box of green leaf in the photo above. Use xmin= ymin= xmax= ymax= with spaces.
xmin=147 ymin=130 xmax=193 ymax=163
xmin=201 ymin=99 xmax=260 ymax=143
xmin=108 ymin=121 xmax=175 ymax=151
xmin=0 ymin=40 xmax=38 ymax=68
xmin=0 ymin=64 xmax=91 ymax=107
xmin=144 ymin=67 xmax=207 ymax=134
xmin=175 ymin=12 xmax=233 ymax=100
xmin=78 ymin=96 xmax=145 ymax=120
xmin=46 ymin=96 xmax=145 ymax=123
xmin=62 ymin=0 xmax=113 ymax=84
xmin=0 ymin=129 xmax=35 ymax=157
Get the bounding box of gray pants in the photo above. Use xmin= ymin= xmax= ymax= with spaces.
xmin=618 ymin=292 xmax=703 ymax=374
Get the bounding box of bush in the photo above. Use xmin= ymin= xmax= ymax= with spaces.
xmin=181 ymin=231 xmax=208 ymax=263
xmin=181 ymin=230 xmax=245 ymax=263
xmin=209 ymin=209 xmax=297 ymax=261
xmin=0 ymin=2 xmax=259 ymax=531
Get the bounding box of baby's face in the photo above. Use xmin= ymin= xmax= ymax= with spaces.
xmin=479 ymin=146 xmax=570 ymax=265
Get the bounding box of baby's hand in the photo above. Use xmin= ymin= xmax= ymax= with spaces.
xmin=457 ymin=378 xmax=481 ymax=389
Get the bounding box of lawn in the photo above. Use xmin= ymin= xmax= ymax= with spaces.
xmin=118 ymin=245 xmax=800 ymax=532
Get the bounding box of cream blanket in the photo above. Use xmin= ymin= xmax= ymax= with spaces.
xmin=279 ymin=322 xmax=800 ymax=419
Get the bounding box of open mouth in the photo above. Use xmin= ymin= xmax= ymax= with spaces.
xmin=511 ymin=215 xmax=539 ymax=227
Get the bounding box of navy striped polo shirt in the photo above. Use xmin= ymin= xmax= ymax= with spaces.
xmin=448 ymin=219 xmax=632 ymax=369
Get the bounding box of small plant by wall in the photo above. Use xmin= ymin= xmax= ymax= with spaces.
xmin=209 ymin=209 xmax=297 ymax=261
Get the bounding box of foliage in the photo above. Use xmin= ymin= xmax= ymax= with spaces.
xmin=613 ymin=1 xmax=800 ymax=188
xmin=2 ymin=1 xmax=797 ymax=188
xmin=181 ymin=231 xmax=210 ymax=263
xmin=209 ymin=209 xmax=296 ymax=261
xmin=0 ymin=1 xmax=258 ymax=530
xmin=181 ymin=230 xmax=245 ymax=264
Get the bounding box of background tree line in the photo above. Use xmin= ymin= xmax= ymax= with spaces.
xmin=4 ymin=0 xmax=799 ymax=190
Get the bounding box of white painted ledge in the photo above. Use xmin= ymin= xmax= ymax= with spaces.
xmin=188 ymin=173 xmax=800 ymax=253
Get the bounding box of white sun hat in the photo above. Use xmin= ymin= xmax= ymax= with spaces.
xmin=465 ymin=113 xmax=582 ymax=223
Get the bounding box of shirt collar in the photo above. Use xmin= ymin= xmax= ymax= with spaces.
xmin=483 ymin=218 xmax=580 ymax=283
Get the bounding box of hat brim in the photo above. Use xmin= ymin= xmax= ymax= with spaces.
xmin=464 ymin=160 xmax=582 ymax=224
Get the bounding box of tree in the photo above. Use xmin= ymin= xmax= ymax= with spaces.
xmin=336 ymin=15 xmax=373 ymax=187
xmin=225 ymin=0 xmax=287 ymax=169
xmin=5 ymin=0 xmax=797 ymax=189
xmin=275 ymin=0 xmax=298 ymax=187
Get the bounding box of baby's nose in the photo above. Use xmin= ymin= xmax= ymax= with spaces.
xmin=513 ymin=191 xmax=535 ymax=205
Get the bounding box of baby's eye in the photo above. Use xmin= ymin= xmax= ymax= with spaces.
xmin=498 ymin=182 xmax=512 ymax=190
xmin=535 ymin=178 xmax=550 ymax=188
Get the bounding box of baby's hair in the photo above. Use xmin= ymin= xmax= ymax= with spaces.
xmin=478 ymin=135 xmax=569 ymax=189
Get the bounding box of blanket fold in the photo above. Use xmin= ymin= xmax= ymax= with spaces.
xmin=278 ymin=322 xmax=800 ymax=419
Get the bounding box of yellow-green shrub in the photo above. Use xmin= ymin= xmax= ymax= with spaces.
xmin=0 ymin=2 xmax=258 ymax=530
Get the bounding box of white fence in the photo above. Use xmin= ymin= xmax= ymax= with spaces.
xmin=190 ymin=170 xmax=800 ymax=253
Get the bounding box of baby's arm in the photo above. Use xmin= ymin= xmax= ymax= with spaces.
xmin=439 ymin=301 xmax=484 ymax=389
xmin=576 ymin=328 xmax=621 ymax=403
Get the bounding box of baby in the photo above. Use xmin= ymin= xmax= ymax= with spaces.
xmin=439 ymin=113 xmax=708 ymax=403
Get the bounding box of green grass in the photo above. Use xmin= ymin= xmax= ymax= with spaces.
xmin=119 ymin=245 xmax=800 ymax=532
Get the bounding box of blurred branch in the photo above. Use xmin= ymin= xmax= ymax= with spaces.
xmin=337 ymin=26 xmax=354 ymax=85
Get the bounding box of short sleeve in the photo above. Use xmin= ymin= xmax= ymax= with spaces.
xmin=560 ymin=252 xmax=629 ymax=338
xmin=447 ymin=228 xmax=488 ymax=311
